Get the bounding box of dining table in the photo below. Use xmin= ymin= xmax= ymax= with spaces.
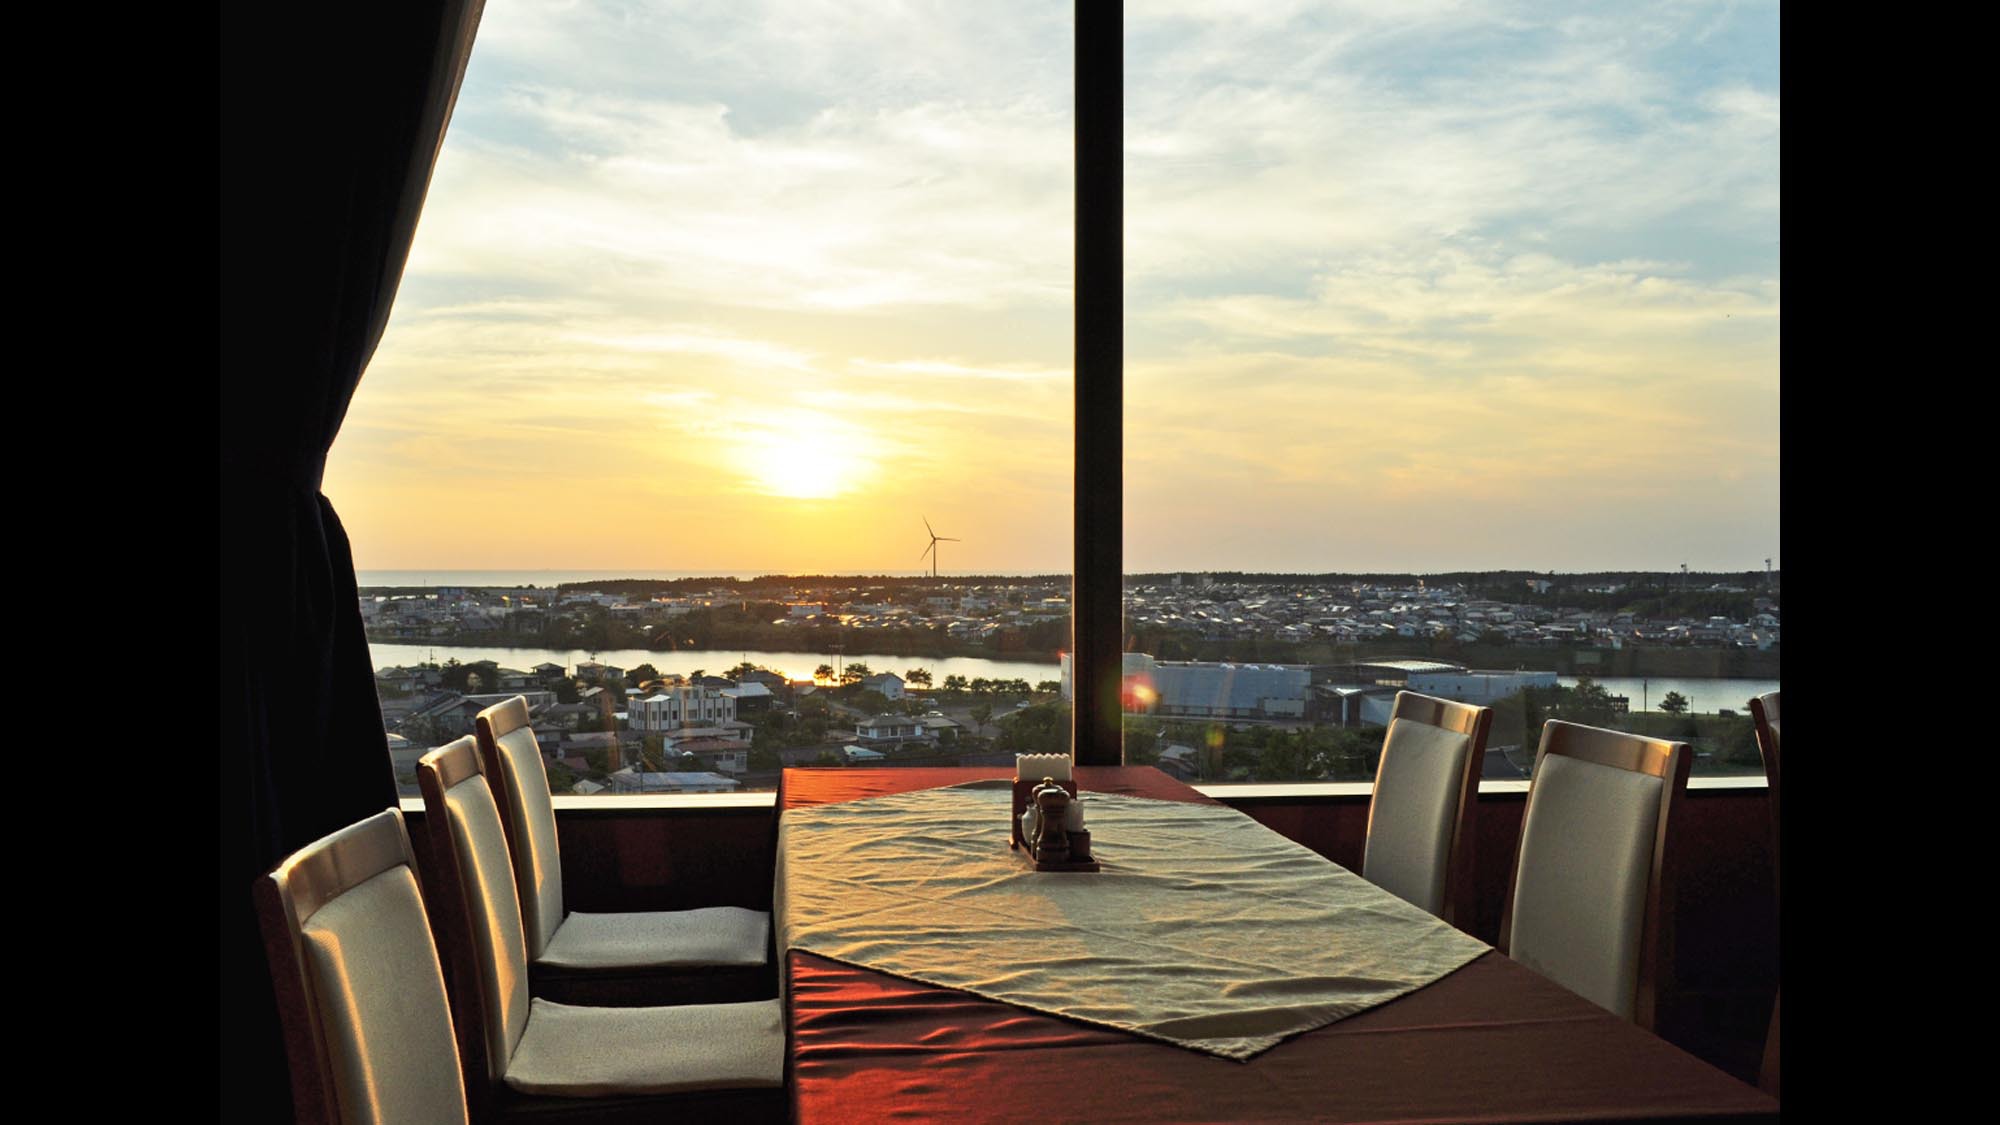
xmin=776 ymin=765 xmax=1779 ymax=1124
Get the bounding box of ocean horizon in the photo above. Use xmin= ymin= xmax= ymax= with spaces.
xmin=355 ymin=569 xmax=1060 ymax=588
xmin=358 ymin=568 xmax=1777 ymax=589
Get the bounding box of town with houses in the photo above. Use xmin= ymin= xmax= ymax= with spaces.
xmin=363 ymin=572 xmax=1782 ymax=653
xmin=374 ymin=660 xmax=1034 ymax=798
xmin=1119 ymin=574 xmax=1780 ymax=650
xmin=366 ymin=572 xmax=1780 ymax=797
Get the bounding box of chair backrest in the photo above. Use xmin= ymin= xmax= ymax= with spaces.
xmin=1361 ymin=691 xmax=1491 ymax=926
xmin=474 ymin=695 xmax=565 ymax=961
xmin=253 ymin=808 xmax=469 ymax=1125
xmin=1749 ymin=690 xmax=1780 ymax=1097
xmin=1500 ymin=720 xmax=1690 ymax=1029
xmin=417 ymin=736 xmax=533 ymax=1107
xmin=1749 ymin=691 xmax=1779 ymax=896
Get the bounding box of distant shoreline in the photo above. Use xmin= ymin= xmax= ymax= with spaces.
xmin=365 ymin=628 xmax=1062 ymax=664
xmin=364 ymin=629 xmax=1774 ymax=679
xmin=358 ymin=567 xmax=1782 ymax=590
xmin=363 ymin=568 xmax=1777 ymax=679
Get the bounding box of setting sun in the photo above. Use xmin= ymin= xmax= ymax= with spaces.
xmin=326 ymin=0 xmax=1775 ymax=576
xmin=735 ymin=411 xmax=875 ymax=500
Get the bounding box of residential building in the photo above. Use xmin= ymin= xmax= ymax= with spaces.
xmin=719 ymin=680 xmax=776 ymax=715
xmin=854 ymin=715 xmax=935 ymax=748
xmin=608 ymin=768 xmax=741 ymax=793
xmin=1405 ymin=670 xmax=1560 ymax=705
xmin=861 ymin=672 xmax=906 ymax=700
xmin=1070 ymin=653 xmax=1312 ymax=720
xmin=559 ymin=730 xmax=642 ymax=769
xmin=629 ymin=685 xmax=738 ymax=732
xmin=575 ymin=660 xmax=624 ymax=684
xmin=460 ymin=690 xmax=556 ymax=714
xmin=665 ymin=735 xmax=752 ymax=775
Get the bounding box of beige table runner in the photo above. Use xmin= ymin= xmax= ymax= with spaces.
xmin=778 ymin=780 xmax=1489 ymax=1060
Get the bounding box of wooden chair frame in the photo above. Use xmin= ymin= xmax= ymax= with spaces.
xmin=1749 ymin=692 xmax=1779 ymax=899
xmin=473 ymin=696 xmax=536 ymax=868
xmin=1365 ymin=690 xmax=1492 ymax=930
xmin=416 ymin=736 xmax=514 ymax=1120
xmin=472 ymin=694 xmax=775 ymax=1008
xmin=418 ymin=735 xmax=786 ymax=1123
xmin=253 ymin=807 xmax=451 ymax=1125
xmin=1750 ymin=691 xmax=1780 ymax=1097
xmin=1498 ymin=719 xmax=1691 ymax=1031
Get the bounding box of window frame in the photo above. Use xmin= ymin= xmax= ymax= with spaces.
xmin=380 ymin=0 xmax=1774 ymax=799
xmin=1070 ymin=0 xmax=1125 ymax=767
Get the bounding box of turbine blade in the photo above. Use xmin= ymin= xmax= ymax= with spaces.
xmin=939 ymin=537 xmax=961 ymax=542
xmin=924 ymin=516 xmax=936 ymax=537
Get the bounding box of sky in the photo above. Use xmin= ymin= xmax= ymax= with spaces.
xmin=326 ymin=0 xmax=1780 ymax=576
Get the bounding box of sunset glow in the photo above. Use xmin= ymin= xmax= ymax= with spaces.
xmin=326 ymin=0 xmax=1778 ymax=575
xmin=735 ymin=411 xmax=875 ymax=500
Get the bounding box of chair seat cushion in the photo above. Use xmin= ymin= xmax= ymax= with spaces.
xmin=537 ymin=906 xmax=770 ymax=970
xmin=505 ymin=997 xmax=784 ymax=1096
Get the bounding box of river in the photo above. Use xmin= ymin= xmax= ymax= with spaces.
xmin=1554 ymin=676 xmax=1776 ymax=716
xmin=371 ymin=643 xmax=1774 ymax=713
xmin=368 ymin=643 xmax=1059 ymax=687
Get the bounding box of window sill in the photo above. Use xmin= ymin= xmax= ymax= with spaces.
xmin=396 ymin=774 xmax=1765 ymax=817
xmin=399 ymin=793 xmax=778 ymax=815
xmin=1194 ymin=781 xmax=1375 ymax=801
xmin=1194 ymin=775 xmax=1767 ymax=801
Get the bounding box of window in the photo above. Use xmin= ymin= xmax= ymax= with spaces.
xmin=335 ymin=0 xmax=1777 ymax=798
xmin=1117 ymin=1 xmax=1780 ymax=784
xmin=331 ymin=0 xmax=1079 ymax=796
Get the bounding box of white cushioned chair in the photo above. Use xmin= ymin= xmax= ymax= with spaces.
xmin=417 ymin=737 xmax=785 ymax=1123
xmin=474 ymin=696 xmax=771 ymax=1005
xmin=1500 ymin=719 xmax=1690 ymax=1030
xmin=1750 ymin=690 xmax=1780 ymax=1097
xmin=1361 ymin=691 xmax=1491 ymax=927
xmin=253 ymin=807 xmax=470 ymax=1125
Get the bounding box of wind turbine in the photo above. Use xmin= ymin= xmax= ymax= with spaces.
xmin=919 ymin=517 xmax=961 ymax=579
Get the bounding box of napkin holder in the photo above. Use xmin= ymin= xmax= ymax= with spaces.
xmin=1016 ymin=777 xmax=1100 ymax=872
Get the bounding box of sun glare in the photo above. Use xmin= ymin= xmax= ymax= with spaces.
xmin=736 ymin=411 xmax=874 ymax=500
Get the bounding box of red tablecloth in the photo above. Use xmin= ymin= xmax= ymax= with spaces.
xmin=780 ymin=767 xmax=1778 ymax=1124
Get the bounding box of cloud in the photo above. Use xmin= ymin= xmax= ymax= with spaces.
xmin=1122 ymin=0 xmax=1778 ymax=286
xmin=335 ymin=0 xmax=1777 ymax=573
xmin=569 ymin=330 xmax=819 ymax=373
xmin=849 ymin=359 xmax=1069 ymax=382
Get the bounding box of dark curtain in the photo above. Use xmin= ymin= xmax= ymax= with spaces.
xmin=221 ymin=1 xmax=484 ymax=1117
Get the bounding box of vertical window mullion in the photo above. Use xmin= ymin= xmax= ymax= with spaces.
xmin=1073 ymin=0 xmax=1123 ymax=767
